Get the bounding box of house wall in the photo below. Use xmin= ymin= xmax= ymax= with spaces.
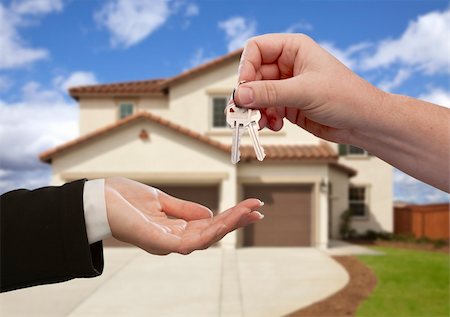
xmin=51 ymin=121 xmax=233 ymax=182
xmin=79 ymin=98 xmax=117 ymax=134
xmin=338 ymin=155 xmax=393 ymax=233
xmin=328 ymin=167 xmax=350 ymax=238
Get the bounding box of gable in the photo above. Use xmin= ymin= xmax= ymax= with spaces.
xmin=50 ymin=117 xmax=233 ymax=180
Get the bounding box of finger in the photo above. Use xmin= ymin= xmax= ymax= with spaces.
xmin=265 ymin=107 xmax=284 ymax=131
xmin=258 ymin=109 xmax=268 ymax=129
xmin=214 ymin=198 xmax=262 ymax=222
xmin=208 ymin=211 xmax=264 ymax=246
xmin=234 ymin=76 xmax=311 ymax=109
xmin=157 ymin=190 xmax=213 ymax=221
xmin=239 ymin=34 xmax=292 ymax=82
xmin=257 ymin=64 xmax=280 ymax=80
xmin=238 ymin=33 xmax=311 ymax=82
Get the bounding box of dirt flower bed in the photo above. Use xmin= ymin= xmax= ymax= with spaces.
xmin=287 ymin=256 xmax=377 ymax=317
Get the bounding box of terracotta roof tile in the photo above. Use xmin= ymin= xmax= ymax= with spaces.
xmin=159 ymin=49 xmax=242 ymax=88
xmin=69 ymin=49 xmax=243 ymax=99
xmin=39 ymin=112 xmax=230 ymax=163
xmin=39 ymin=112 xmax=355 ymax=176
xmin=69 ymin=79 xmax=166 ymax=99
xmin=240 ymin=143 xmax=337 ymax=161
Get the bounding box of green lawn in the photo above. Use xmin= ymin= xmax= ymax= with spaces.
xmin=356 ymin=247 xmax=449 ymax=317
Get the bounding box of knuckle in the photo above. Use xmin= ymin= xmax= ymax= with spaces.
xmin=263 ymin=81 xmax=278 ymax=106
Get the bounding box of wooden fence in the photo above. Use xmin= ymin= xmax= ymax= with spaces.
xmin=394 ymin=203 xmax=450 ymax=240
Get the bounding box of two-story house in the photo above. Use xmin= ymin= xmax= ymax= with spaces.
xmin=39 ymin=49 xmax=393 ymax=249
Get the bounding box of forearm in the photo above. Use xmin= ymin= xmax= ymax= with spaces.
xmin=0 ymin=180 xmax=103 ymax=292
xmin=352 ymin=92 xmax=450 ymax=192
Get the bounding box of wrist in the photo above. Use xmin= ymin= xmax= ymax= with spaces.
xmin=350 ymin=88 xmax=392 ymax=149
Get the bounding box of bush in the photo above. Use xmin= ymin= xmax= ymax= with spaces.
xmin=339 ymin=210 xmax=353 ymax=239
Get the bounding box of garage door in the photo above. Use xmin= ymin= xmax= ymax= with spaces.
xmin=104 ymin=184 xmax=219 ymax=247
xmin=243 ymin=184 xmax=313 ymax=247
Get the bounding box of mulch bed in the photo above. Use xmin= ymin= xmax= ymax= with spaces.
xmin=287 ymin=256 xmax=377 ymax=317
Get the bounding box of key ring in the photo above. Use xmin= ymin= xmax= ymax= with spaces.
xmin=232 ymin=80 xmax=247 ymax=107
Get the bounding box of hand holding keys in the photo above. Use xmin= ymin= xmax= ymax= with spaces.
xmin=226 ymin=81 xmax=266 ymax=164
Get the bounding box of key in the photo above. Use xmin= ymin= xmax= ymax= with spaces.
xmin=226 ymin=101 xmax=266 ymax=163
xmin=247 ymin=110 xmax=266 ymax=161
xmin=226 ymin=103 xmax=249 ymax=164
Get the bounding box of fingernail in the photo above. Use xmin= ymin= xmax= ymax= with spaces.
xmin=255 ymin=211 xmax=264 ymax=219
xmin=238 ymin=86 xmax=254 ymax=106
xmin=259 ymin=200 xmax=265 ymax=207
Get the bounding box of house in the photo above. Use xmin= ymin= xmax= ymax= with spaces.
xmin=39 ymin=49 xmax=393 ymax=249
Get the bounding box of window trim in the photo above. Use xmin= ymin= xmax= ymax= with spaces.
xmin=118 ymin=102 xmax=135 ymax=120
xmin=209 ymin=95 xmax=229 ymax=130
xmin=348 ymin=184 xmax=370 ymax=220
xmin=339 ymin=144 xmax=369 ymax=158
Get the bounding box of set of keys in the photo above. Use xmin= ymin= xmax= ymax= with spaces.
xmin=225 ymin=82 xmax=266 ymax=164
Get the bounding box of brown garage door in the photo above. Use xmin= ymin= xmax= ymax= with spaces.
xmin=243 ymin=184 xmax=313 ymax=247
xmin=104 ymin=184 xmax=219 ymax=247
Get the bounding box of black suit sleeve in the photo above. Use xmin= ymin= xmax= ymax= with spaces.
xmin=0 ymin=179 xmax=104 ymax=292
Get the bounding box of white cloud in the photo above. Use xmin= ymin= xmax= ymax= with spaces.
xmin=95 ymin=0 xmax=172 ymax=48
xmin=320 ymin=41 xmax=371 ymax=70
xmin=0 ymin=75 xmax=83 ymax=194
xmin=185 ymin=3 xmax=199 ymax=16
xmin=418 ymin=87 xmax=450 ymax=108
xmin=361 ymin=9 xmax=450 ymax=74
xmin=186 ymin=48 xmax=215 ymax=69
xmin=394 ymin=169 xmax=449 ymax=204
xmin=218 ymin=16 xmax=257 ymax=52
xmin=285 ymin=21 xmax=313 ymax=33
xmin=53 ymin=71 xmax=98 ymax=92
xmin=378 ymin=68 xmax=412 ymax=92
xmin=0 ymin=1 xmax=63 ymax=69
xmin=10 ymin=0 xmax=63 ymax=15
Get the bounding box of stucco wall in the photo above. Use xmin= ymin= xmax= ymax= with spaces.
xmin=328 ymin=167 xmax=350 ymax=238
xmin=338 ymin=155 xmax=393 ymax=233
xmin=51 ymin=119 xmax=234 ymax=184
xmin=79 ymin=98 xmax=117 ymax=134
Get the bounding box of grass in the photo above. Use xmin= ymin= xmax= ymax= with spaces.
xmin=356 ymin=247 xmax=449 ymax=317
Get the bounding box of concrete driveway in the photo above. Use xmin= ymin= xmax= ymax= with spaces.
xmin=0 ymin=247 xmax=349 ymax=317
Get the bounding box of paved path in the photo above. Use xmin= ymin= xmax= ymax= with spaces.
xmin=0 ymin=247 xmax=349 ymax=317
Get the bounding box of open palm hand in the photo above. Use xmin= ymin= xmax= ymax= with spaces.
xmin=105 ymin=177 xmax=263 ymax=255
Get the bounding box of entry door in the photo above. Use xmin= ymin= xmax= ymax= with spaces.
xmin=243 ymin=184 xmax=313 ymax=247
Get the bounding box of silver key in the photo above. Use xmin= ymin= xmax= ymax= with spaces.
xmin=226 ymin=103 xmax=249 ymax=164
xmin=247 ymin=110 xmax=266 ymax=161
xmin=226 ymin=102 xmax=266 ymax=163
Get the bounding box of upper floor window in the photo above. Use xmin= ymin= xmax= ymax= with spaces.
xmin=349 ymin=186 xmax=368 ymax=217
xmin=119 ymin=103 xmax=134 ymax=119
xmin=211 ymin=97 xmax=228 ymax=128
xmin=338 ymin=144 xmax=368 ymax=156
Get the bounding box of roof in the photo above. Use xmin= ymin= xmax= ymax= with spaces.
xmin=39 ymin=112 xmax=230 ymax=163
xmin=159 ymin=49 xmax=242 ymax=88
xmin=39 ymin=112 xmax=356 ymax=176
xmin=68 ymin=49 xmax=243 ymax=99
xmin=69 ymin=79 xmax=166 ymax=99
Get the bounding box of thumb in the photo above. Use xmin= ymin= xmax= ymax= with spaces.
xmin=235 ymin=77 xmax=308 ymax=109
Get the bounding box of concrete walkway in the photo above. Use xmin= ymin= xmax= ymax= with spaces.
xmin=0 ymin=247 xmax=349 ymax=317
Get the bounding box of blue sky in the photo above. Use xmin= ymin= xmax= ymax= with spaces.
xmin=0 ymin=0 xmax=449 ymax=203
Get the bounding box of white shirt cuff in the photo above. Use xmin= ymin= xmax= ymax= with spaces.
xmin=83 ymin=179 xmax=111 ymax=244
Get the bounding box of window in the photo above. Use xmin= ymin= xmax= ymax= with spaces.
xmin=119 ymin=103 xmax=134 ymax=119
xmin=349 ymin=186 xmax=368 ymax=217
xmin=338 ymin=144 xmax=368 ymax=156
xmin=212 ymin=97 xmax=228 ymax=128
